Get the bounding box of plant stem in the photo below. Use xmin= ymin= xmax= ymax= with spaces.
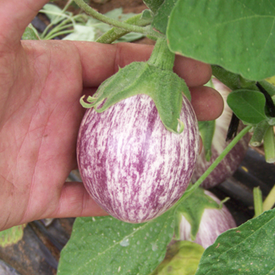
xmin=43 ymin=22 xmax=74 ymax=40
xmin=147 ymin=38 xmax=175 ymax=70
xmin=173 ymin=125 xmax=252 ymax=207
xmin=96 ymin=11 xmax=154 ymax=44
xmin=74 ymin=0 xmax=150 ymax=35
xmin=263 ymin=184 xmax=275 ymax=211
xmin=256 ymin=82 xmax=275 ymax=117
xmin=44 ymin=30 xmax=74 ymax=40
xmin=263 ymin=126 xmax=275 ymax=163
xmin=192 ymin=125 xmax=252 ymax=190
xmin=250 ymin=120 xmax=269 ymax=147
xmin=63 ymin=0 xmax=74 ymax=12
xmin=258 ymin=80 xmax=275 ymax=97
xmin=253 ymin=187 xmax=263 ymax=217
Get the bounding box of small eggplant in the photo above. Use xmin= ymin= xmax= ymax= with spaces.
xmin=178 ymin=190 xmax=236 ymax=249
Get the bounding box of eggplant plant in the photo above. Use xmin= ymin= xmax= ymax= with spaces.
xmin=55 ymin=0 xmax=275 ymax=274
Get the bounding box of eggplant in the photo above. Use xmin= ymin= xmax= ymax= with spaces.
xmin=77 ymin=94 xmax=199 ymax=223
xmin=192 ymin=78 xmax=250 ymax=189
xmin=178 ymin=190 xmax=236 ymax=249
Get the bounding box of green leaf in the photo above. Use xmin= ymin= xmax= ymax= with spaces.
xmin=63 ymin=24 xmax=96 ymax=41
xmin=152 ymin=0 xmax=178 ymax=34
xmin=143 ymin=0 xmax=165 ymax=13
xmin=167 ymin=0 xmax=275 ymax=81
xmin=227 ymin=89 xmax=267 ymax=124
xmin=0 ymin=225 xmax=26 ymax=247
xmin=195 ymin=208 xmax=275 ymax=275
xmin=22 ymin=24 xmax=40 ymax=40
xmin=57 ymin=210 xmax=175 ymax=275
xmin=175 ymin=188 xmax=220 ymax=241
xmin=151 ymin=241 xmax=204 ymax=275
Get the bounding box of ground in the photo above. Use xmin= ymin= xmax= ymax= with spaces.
xmin=57 ymin=0 xmax=147 ymax=14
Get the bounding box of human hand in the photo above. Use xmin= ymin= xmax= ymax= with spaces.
xmin=0 ymin=0 xmax=223 ymax=231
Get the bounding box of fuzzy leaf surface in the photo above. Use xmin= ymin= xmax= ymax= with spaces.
xmin=168 ymin=0 xmax=275 ymax=80
xmin=196 ymin=208 xmax=275 ymax=275
xmin=57 ymin=210 xmax=175 ymax=275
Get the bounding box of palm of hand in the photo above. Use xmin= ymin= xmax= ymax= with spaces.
xmin=0 ymin=41 xmax=90 ymax=229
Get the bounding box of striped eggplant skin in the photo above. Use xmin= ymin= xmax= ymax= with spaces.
xmin=179 ymin=190 xmax=236 ymax=249
xmin=191 ymin=79 xmax=250 ymax=189
xmin=77 ymin=94 xmax=199 ymax=223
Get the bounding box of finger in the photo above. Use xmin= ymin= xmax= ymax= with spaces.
xmin=0 ymin=0 xmax=49 ymax=47
xmin=174 ymin=56 xmax=212 ymax=87
xmin=51 ymin=182 xmax=108 ymax=219
xmin=71 ymin=41 xmax=212 ymax=88
xmin=190 ymin=86 xmax=224 ymax=121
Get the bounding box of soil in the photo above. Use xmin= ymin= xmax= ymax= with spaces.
xmin=56 ymin=0 xmax=147 ymax=14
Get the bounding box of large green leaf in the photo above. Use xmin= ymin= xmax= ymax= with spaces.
xmin=57 ymin=210 xmax=175 ymax=275
xmin=196 ymin=208 xmax=275 ymax=275
xmin=167 ymin=0 xmax=275 ymax=80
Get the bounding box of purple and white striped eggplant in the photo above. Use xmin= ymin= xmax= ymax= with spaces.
xmin=192 ymin=78 xmax=250 ymax=189
xmin=77 ymin=94 xmax=199 ymax=223
xmin=179 ymin=190 xmax=236 ymax=249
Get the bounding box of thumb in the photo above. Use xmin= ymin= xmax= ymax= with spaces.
xmin=0 ymin=0 xmax=49 ymax=48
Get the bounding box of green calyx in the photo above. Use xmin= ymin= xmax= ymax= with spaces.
xmin=81 ymin=38 xmax=190 ymax=133
xmin=175 ymin=188 xmax=221 ymax=241
xmin=198 ymin=120 xmax=216 ymax=161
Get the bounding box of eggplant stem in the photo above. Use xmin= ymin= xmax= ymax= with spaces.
xmin=263 ymin=126 xmax=275 ymax=163
xmin=173 ymin=125 xmax=252 ymax=208
xmin=263 ymin=184 xmax=275 ymax=211
xmin=256 ymin=82 xmax=275 ymax=117
xmin=74 ymin=0 xmax=161 ymax=38
xmin=249 ymin=120 xmax=269 ymax=147
xmin=96 ymin=11 xmax=153 ymax=44
xmin=253 ymin=187 xmax=263 ymax=217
